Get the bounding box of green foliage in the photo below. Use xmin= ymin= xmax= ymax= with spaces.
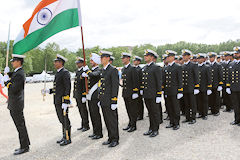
xmin=1 ymin=40 xmax=240 ymax=75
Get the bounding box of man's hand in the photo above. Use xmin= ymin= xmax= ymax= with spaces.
xmin=226 ymin=88 xmax=231 ymax=94
xmin=82 ymin=97 xmax=87 ymax=103
xmin=4 ymin=67 xmax=10 ymax=74
xmin=194 ymin=89 xmax=200 ymax=95
xmin=177 ymin=93 xmax=183 ymax=99
xmin=83 ymin=66 xmax=89 ymax=72
xmin=111 ymin=104 xmax=117 ymax=110
xmin=3 ymin=75 xmax=9 ymax=82
xmin=81 ymin=72 xmax=88 ymax=78
xmin=132 ymin=93 xmax=139 ymax=100
xmin=140 ymin=90 xmax=143 ymax=95
xmin=62 ymin=103 xmax=68 ymax=112
xmin=217 ymin=86 xmax=223 ymax=92
xmin=207 ymin=90 xmax=212 ymax=95
xmin=156 ymin=97 xmax=162 ymax=103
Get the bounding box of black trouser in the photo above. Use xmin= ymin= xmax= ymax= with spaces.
xmin=209 ymin=88 xmax=220 ymax=114
xmin=10 ymin=109 xmax=30 ymax=149
xmin=55 ymin=104 xmax=71 ymax=131
xmin=123 ymin=97 xmax=138 ymax=128
xmin=196 ymin=91 xmax=208 ymax=117
xmin=136 ymin=95 xmax=144 ymax=119
xmin=179 ymin=98 xmax=185 ymax=115
xmin=165 ymin=95 xmax=180 ymax=126
xmin=144 ymin=98 xmax=160 ymax=131
xmin=183 ymin=93 xmax=197 ymax=121
xmin=101 ymin=105 xmax=119 ymax=142
xmin=88 ymin=99 xmax=102 ymax=136
xmin=232 ymin=91 xmax=240 ymax=123
xmin=76 ymin=98 xmax=89 ymax=128
xmin=158 ymin=103 xmax=163 ymax=121
xmin=223 ymin=87 xmax=233 ymax=110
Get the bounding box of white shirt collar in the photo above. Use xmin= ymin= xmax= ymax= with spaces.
xmin=198 ymin=63 xmax=204 ymax=66
xmin=237 ymin=60 xmax=240 ymax=64
xmin=168 ymin=61 xmax=175 ymax=66
xmin=57 ymin=67 xmax=63 ymax=72
xmin=225 ymin=60 xmax=230 ymax=64
xmin=124 ymin=63 xmax=130 ymax=68
xmin=104 ymin=63 xmax=110 ymax=70
xmin=184 ymin=60 xmax=190 ymax=65
xmin=210 ymin=61 xmax=216 ymax=65
xmin=92 ymin=66 xmax=98 ymax=70
xmin=147 ymin=61 xmax=153 ymax=66
xmin=14 ymin=67 xmax=22 ymax=72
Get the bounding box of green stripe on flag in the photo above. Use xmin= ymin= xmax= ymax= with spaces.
xmin=13 ymin=8 xmax=79 ymax=55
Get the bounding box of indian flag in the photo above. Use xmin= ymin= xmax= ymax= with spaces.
xmin=13 ymin=0 xmax=82 ymax=55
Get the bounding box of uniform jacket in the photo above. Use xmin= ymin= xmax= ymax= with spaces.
xmin=6 ymin=68 xmax=25 ymax=111
xmin=141 ymin=62 xmax=162 ymax=99
xmin=87 ymin=66 xmax=101 ymax=100
xmin=209 ymin=62 xmax=223 ymax=89
xmin=121 ymin=64 xmax=139 ymax=98
xmin=198 ymin=64 xmax=212 ymax=92
xmin=73 ymin=68 xmax=86 ymax=99
xmin=98 ymin=64 xmax=119 ymax=106
xmin=50 ymin=68 xmax=71 ymax=104
xmin=227 ymin=61 xmax=240 ymax=92
xmin=163 ymin=62 xmax=183 ymax=96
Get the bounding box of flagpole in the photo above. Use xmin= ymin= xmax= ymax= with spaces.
xmin=80 ymin=26 xmax=89 ymax=94
xmin=6 ymin=22 xmax=11 ymax=68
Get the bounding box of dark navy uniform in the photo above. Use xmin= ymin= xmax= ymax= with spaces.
xmin=86 ymin=66 xmax=103 ymax=137
xmin=135 ymin=65 xmax=144 ymax=119
xmin=98 ymin=63 xmax=119 ymax=144
xmin=196 ymin=61 xmax=212 ymax=118
xmin=182 ymin=61 xmax=199 ymax=122
xmin=122 ymin=63 xmax=139 ymax=130
xmin=208 ymin=58 xmax=223 ymax=115
xmin=73 ymin=67 xmax=89 ymax=130
xmin=227 ymin=60 xmax=240 ymax=124
xmin=50 ymin=67 xmax=71 ymax=143
xmin=5 ymin=66 xmax=30 ymax=152
xmin=141 ymin=61 xmax=162 ymax=133
xmin=163 ymin=61 xmax=183 ymax=128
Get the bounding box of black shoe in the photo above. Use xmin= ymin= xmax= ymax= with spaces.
xmin=123 ymin=126 xmax=131 ymax=131
xmin=166 ymin=124 xmax=174 ymax=128
xmin=92 ymin=135 xmax=103 ymax=140
xmin=188 ymin=120 xmax=196 ymax=124
xmin=214 ymin=113 xmax=220 ymax=116
xmin=149 ymin=131 xmax=159 ymax=137
xmin=182 ymin=119 xmax=190 ymax=123
xmin=137 ymin=117 xmax=143 ymax=121
xmin=102 ymin=140 xmax=111 ymax=145
xmin=77 ymin=127 xmax=83 ymax=131
xmin=14 ymin=148 xmax=20 ymax=151
xmin=164 ymin=116 xmax=170 ymax=120
xmin=128 ymin=127 xmax=137 ymax=132
xmin=143 ymin=130 xmax=153 ymax=136
xmin=230 ymin=121 xmax=239 ymax=125
xmin=108 ymin=141 xmax=119 ymax=148
xmin=82 ymin=127 xmax=90 ymax=132
xmin=89 ymin=134 xmax=95 ymax=138
xmin=173 ymin=125 xmax=180 ymax=130
xmin=202 ymin=116 xmax=208 ymax=120
xmin=56 ymin=138 xmax=64 ymax=144
xmin=14 ymin=147 xmax=29 ymax=155
xmin=59 ymin=139 xmax=71 ymax=146
xmin=196 ymin=115 xmax=203 ymax=118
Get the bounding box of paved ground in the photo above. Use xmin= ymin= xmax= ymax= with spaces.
xmin=1 ymin=83 xmax=240 ymax=160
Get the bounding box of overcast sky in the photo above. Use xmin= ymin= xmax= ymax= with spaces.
xmin=1 ymin=0 xmax=240 ymax=51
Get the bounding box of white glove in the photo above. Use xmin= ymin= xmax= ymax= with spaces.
xmin=217 ymin=86 xmax=223 ymax=92
xmin=111 ymin=104 xmax=117 ymax=110
xmin=207 ymin=90 xmax=212 ymax=95
xmin=83 ymin=66 xmax=89 ymax=71
xmin=82 ymin=97 xmax=87 ymax=103
xmin=162 ymin=91 xmax=164 ymax=95
xmin=81 ymin=72 xmax=88 ymax=77
xmin=156 ymin=97 xmax=162 ymax=103
xmin=226 ymin=88 xmax=231 ymax=94
xmin=41 ymin=88 xmax=50 ymax=95
xmin=132 ymin=93 xmax=139 ymax=99
xmin=62 ymin=103 xmax=68 ymax=112
xmin=4 ymin=67 xmax=10 ymax=74
xmin=97 ymin=101 xmax=101 ymax=108
xmin=3 ymin=75 xmax=10 ymax=82
xmin=194 ymin=89 xmax=200 ymax=95
xmin=177 ymin=93 xmax=183 ymax=99
xmin=140 ymin=90 xmax=143 ymax=95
